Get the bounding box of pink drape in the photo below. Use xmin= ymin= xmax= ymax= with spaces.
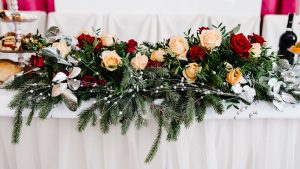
xmin=2 ymin=0 xmax=55 ymax=13
xmin=262 ymin=0 xmax=298 ymax=15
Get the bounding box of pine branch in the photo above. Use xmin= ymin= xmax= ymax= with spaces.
xmin=26 ymin=103 xmax=35 ymax=126
xmin=145 ymin=112 xmax=163 ymax=163
xmin=38 ymin=99 xmax=54 ymax=119
xmin=183 ymin=91 xmax=195 ymax=127
xmin=11 ymin=107 xmax=23 ymax=144
xmin=77 ymin=104 xmax=97 ymax=132
xmin=166 ymin=119 xmax=180 ymax=141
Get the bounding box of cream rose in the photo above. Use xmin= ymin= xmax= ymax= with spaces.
xmin=183 ymin=63 xmax=202 ymax=84
xmin=249 ymin=43 xmax=261 ymax=58
xmin=52 ymin=40 xmax=71 ymax=58
xmin=199 ymin=30 xmax=222 ymax=50
xmin=100 ymin=33 xmax=117 ymax=47
xmin=131 ymin=53 xmax=149 ymax=70
xmin=101 ymin=50 xmax=122 ymax=71
xmin=150 ymin=49 xmax=166 ymax=62
xmin=168 ymin=36 xmax=189 ymax=61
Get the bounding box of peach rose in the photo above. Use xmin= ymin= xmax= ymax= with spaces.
xmin=101 ymin=50 xmax=122 ymax=71
xmin=249 ymin=43 xmax=261 ymax=58
xmin=100 ymin=33 xmax=117 ymax=47
xmin=226 ymin=68 xmax=242 ymax=85
xmin=150 ymin=49 xmax=166 ymax=62
xmin=199 ymin=29 xmax=222 ymax=50
xmin=183 ymin=63 xmax=202 ymax=83
xmin=52 ymin=40 xmax=71 ymax=58
xmin=168 ymin=36 xmax=189 ymax=61
xmin=130 ymin=53 xmax=149 ymax=70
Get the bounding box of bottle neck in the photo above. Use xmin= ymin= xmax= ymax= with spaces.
xmin=286 ymin=13 xmax=295 ymax=31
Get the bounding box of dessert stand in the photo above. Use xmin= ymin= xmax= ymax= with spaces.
xmin=0 ymin=0 xmax=37 ymax=67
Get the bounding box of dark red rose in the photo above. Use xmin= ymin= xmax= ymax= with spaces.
xmin=77 ymin=33 xmax=94 ymax=48
xmin=248 ymin=33 xmax=266 ymax=45
xmin=81 ymin=75 xmax=107 ymax=87
xmin=146 ymin=60 xmax=162 ymax=68
xmin=126 ymin=39 xmax=138 ymax=53
xmin=77 ymin=33 xmax=102 ymax=52
xmin=30 ymin=55 xmax=45 ymax=67
xmin=94 ymin=38 xmax=102 ymax=52
xmin=189 ymin=45 xmax=206 ymax=61
xmin=197 ymin=27 xmax=210 ymax=34
xmin=230 ymin=33 xmax=252 ymax=58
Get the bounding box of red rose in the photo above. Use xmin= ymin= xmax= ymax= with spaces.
xmin=30 ymin=55 xmax=45 ymax=67
xmin=248 ymin=33 xmax=266 ymax=45
xmin=126 ymin=39 xmax=138 ymax=53
xmin=197 ymin=27 xmax=210 ymax=34
xmin=81 ymin=75 xmax=107 ymax=87
xmin=189 ymin=45 xmax=206 ymax=61
xmin=230 ymin=33 xmax=252 ymax=58
xmin=77 ymin=33 xmax=94 ymax=48
xmin=146 ymin=60 xmax=162 ymax=68
xmin=94 ymin=38 xmax=102 ymax=52
xmin=77 ymin=33 xmax=102 ymax=52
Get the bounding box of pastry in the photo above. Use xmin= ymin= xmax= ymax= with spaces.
xmin=0 ymin=59 xmax=22 ymax=83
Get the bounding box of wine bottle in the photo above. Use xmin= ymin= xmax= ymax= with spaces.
xmin=278 ymin=13 xmax=297 ymax=64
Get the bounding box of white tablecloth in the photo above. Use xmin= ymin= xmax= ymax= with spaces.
xmin=1 ymin=89 xmax=300 ymax=169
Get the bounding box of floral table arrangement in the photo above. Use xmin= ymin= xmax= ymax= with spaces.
xmin=4 ymin=24 xmax=300 ymax=162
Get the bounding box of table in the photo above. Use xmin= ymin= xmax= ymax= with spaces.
xmin=1 ymin=89 xmax=300 ymax=169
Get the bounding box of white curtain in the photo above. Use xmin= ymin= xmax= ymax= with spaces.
xmin=47 ymin=13 xmax=260 ymax=42
xmin=54 ymin=0 xmax=262 ymax=16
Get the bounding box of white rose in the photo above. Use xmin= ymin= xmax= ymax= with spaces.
xmin=52 ymin=40 xmax=71 ymax=58
xmin=100 ymin=33 xmax=117 ymax=47
xmin=250 ymin=43 xmax=261 ymax=58
xmin=130 ymin=53 xmax=149 ymax=70
xmin=199 ymin=30 xmax=222 ymax=50
xmin=168 ymin=36 xmax=189 ymax=61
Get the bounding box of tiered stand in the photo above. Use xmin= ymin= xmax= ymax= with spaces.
xmin=0 ymin=0 xmax=37 ymax=67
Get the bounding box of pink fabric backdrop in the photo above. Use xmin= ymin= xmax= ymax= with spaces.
xmin=2 ymin=0 xmax=55 ymax=12
xmin=262 ymin=0 xmax=298 ymax=15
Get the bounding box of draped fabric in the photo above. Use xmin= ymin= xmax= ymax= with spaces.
xmin=261 ymin=0 xmax=298 ymax=16
xmin=1 ymin=0 xmax=55 ymax=12
xmin=1 ymin=118 xmax=300 ymax=169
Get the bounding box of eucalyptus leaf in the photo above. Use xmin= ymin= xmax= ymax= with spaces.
xmin=46 ymin=26 xmax=61 ymax=43
xmin=41 ymin=47 xmax=61 ymax=59
xmin=62 ymin=89 xmax=78 ymax=111
xmin=229 ymin=24 xmax=241 ymax=34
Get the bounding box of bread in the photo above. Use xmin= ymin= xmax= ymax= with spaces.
xmin=0 ymin=59 xmax=22 ymax=83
